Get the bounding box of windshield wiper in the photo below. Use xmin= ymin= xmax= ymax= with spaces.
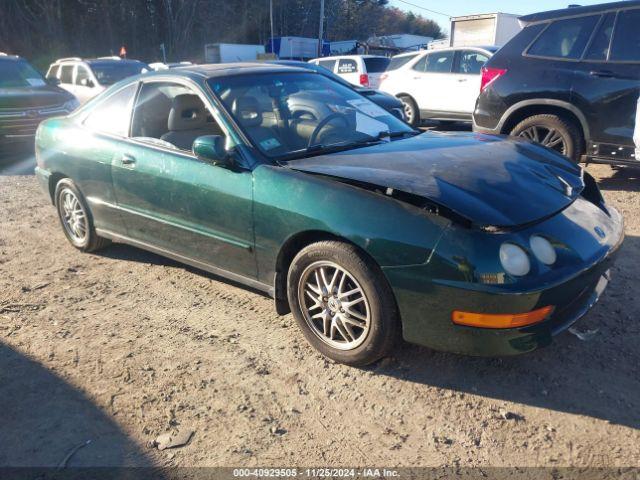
xmin=277 ymin=130 xmax=421 ymax=162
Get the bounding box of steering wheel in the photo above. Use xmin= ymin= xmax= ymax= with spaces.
xmin=307 ymin=112 xmax=350 ymax=148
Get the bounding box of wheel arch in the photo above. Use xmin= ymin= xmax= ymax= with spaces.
xmin=273 ymin=230 xmax=377 ymax=315
xmin=48 ymin=172 xmax=68 ymax=204
xmin=499 ymin=99 xmax=590 ymax=148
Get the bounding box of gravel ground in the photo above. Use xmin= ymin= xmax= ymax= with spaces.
xmin=0 ymin=153 xmax=639 ymax=469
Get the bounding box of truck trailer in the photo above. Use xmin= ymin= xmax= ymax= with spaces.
xmin=450 ymin=13 xmax=521 ymax=47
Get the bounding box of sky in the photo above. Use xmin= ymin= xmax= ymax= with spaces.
xmin=387 ymin=0 xmax=615 ymax=33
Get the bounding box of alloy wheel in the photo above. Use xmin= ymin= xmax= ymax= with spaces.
xmin=298 ymin=261 xmax=371 ymax=350
xmin=518 ymin=126 xmax=567 ymax=155
xmin=402 ymin=100 xmax=414 ymax=124
xmin=60 ymin=188 xmax=88 ymax=243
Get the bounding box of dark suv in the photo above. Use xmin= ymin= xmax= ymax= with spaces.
xmin=473 ymin=1 xmax=640 ymax=165
xmin=1 ymin=54 xmax=78 ymax=153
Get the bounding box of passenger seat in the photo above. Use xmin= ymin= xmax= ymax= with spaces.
xmin=161 ymin=94 xmax=215 ymax=151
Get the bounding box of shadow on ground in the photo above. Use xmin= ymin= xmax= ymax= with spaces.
xmin=0 ymin=342 xmax=154 ymax=467
xmin=596 ymin=165 xmax=640 ymax=192
xmin=372 ymin=235 xmax=640 ymax=431
xmin=99 ymin=243 xmax=270 ymax=298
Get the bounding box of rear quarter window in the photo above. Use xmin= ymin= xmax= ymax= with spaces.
xmin=47 ymin=65 xmax=59 ymax=79
xmin=527 ymin=15 xmax=600 ymax=60
xmin=610 ymin=9 xmax=640 ymax=62
xmin=363 ymin=57 xmax=390 ymax=73
xmin=387 ymin=54 xmax=418 ymax=71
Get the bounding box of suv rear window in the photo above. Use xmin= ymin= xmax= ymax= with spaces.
xmin=387 ymin=54 xmax=418 ymax=71
xmin=528 ymin=15 xmax=599 ymax=59
xmin=363 ymin=57 xmax=390 ymax=73
xmin=610 ymin=9 xmax=640 ymax=62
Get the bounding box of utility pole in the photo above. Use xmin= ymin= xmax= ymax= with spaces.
xmin=270 ymin=0 xmax=275 ymax=56
xmin=318 ymin=0 xmax=325 ymax=57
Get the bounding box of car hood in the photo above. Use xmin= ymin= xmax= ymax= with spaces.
xmin=0 ymin=85 xmax=73 ymax=109
xmin=287 ymin=131 xmax=585 ymax=228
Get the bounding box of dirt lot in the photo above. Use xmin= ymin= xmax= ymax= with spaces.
xmin=1 ymin=154 xmax=639 ymax=469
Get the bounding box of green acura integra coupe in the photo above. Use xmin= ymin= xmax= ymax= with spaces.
xmin=35 ymin=63 xmax=623 ymax=366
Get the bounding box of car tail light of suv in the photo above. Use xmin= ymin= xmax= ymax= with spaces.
xmin=359 ymin=74 xmax=370 ymax=87
xmin=480 ymin=67 xmax=507 ymax=92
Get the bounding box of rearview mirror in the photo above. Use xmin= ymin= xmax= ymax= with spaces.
xmin=193 ymin=135 xmax=231 ymax=165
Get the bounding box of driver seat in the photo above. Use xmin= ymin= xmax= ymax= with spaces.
xmin=161 ymin=94 xmax=213 ymax=151
xmin=233 ymin=96 xmax=285 ymax=152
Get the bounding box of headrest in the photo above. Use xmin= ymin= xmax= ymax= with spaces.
xmin=168 ymin=94 xmax=206 ymax=131
xmin=232 ymin=96 xmax=262 ymax=128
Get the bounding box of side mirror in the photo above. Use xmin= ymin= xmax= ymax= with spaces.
xmin=193 ymin=135 xmax=231 ymax=165
xmin=47 ymin=77 xmax=61 ymax=86
xmin=80 ymin=78 xmax=94 ymax=88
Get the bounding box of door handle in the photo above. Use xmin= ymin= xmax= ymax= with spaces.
xmin=458 ymin=78 xmax=468 ymax=82
xmin=121 ymin=154 xmax=136 ymax=165
xmin=589 ymin=70 xmax=616 ymax=78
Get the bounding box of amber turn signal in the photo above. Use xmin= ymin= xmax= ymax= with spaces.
xmin=452 ymin=305 xmax=554 ymax=329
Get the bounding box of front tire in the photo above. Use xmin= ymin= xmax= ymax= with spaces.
xmin=398 ymin=95 xmax=420 ymax=128
xmin=510 ymin=114 xmax=583 ymax=162
xmin=55 ymin=178 xmax=110 ymax=252
xmin=287 ymin=241 xmax=399 ymax=366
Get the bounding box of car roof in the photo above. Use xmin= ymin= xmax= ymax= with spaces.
xmin=520 ymin=0 xmax=640 ymax=24
xmin=312 ymin=55 xmax=386 ymax=60
xmin=53 ymin=57 xmax=145 ymax=65
xmin=0 ymin=52 xmax=24 ymax=60
xmin=406 ymin=46 xmax=497 ymax=55
xmin=142 ymin=62 xmax=312 ymax=80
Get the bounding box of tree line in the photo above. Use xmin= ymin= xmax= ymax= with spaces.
xmin=0 ymin=0 xmax=443 ymax=69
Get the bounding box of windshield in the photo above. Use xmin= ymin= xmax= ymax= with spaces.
xmin=387 ymin=54 xmax=418 ymax=71
xmin=363 ymin=57 xmax=390 ymax=73
xmin=90 ymin=62 xmax=147 ymax=85
xmin=0 ymin=60 xmax=46 ymax=88
xmin=209 ymin=72 xmax=413 ymax=160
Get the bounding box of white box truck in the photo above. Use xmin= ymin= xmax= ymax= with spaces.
xmin=450 ymin=13 xmax=522 ymax=47
xmin=204 ymin=43 xmax=265 ymax=63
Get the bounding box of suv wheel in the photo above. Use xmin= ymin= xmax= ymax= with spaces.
xmin=398 ymin=95 xmax=420 ymax=127
xmin=510 ymin=114 xmax=583 ymax=162
xmin=287 ymin=241 xmax=399 ymax=366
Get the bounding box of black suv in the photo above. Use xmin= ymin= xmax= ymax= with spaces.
xmin=0 ymin=54 xmax=78 ymax=153
xmin=473 ymin=1 xmax=640 ymax=165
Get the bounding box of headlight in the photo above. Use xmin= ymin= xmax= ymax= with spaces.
xmin=530 ymin=235 xmax=556 ymax=265
xmin=63 ymin=98 xmax=80 ymax=112
xmin=499 ymin=243 xmax=530 ymax=276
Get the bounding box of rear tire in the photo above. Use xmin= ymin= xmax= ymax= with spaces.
xmin=398 ymin=95 xmax=420 ymax=128
xmin=287 ymin=241 xmax=399 ymax=366
xmin=54 ymin=178 xmax=110 ymax=252
xmin=510 ymin=114 xmax=583 ymax=162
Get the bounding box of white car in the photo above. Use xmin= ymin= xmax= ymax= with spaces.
xmin=46 ymin=57 xmax=149 ymax=104
xmin=308 ymin=55 xmax=390 ymax=89
xmin=379 ymin=46 xmax=498 ymax=126
xmin=635 ymin=96 xmax=640 ymax=160
xmin=148 ymin=61 xmax=193 ymax=71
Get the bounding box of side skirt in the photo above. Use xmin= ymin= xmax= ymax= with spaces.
xmin=96 ymin=228 xmax=275 ymax=298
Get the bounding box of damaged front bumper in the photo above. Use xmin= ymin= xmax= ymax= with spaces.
xmin=382 ymin=201 xmax=624 ymax=356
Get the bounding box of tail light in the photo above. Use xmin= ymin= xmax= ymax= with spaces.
xmin=359 ymin=74 xmax=369 ymax=87
xmin=480 ymin=67 xmax=507 ymax=92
